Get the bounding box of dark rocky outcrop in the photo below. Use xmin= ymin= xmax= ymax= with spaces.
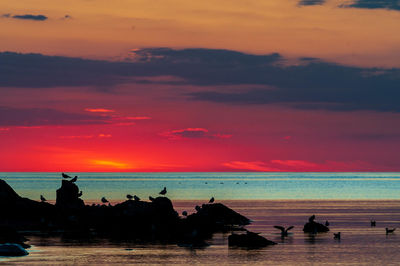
xmin=0 ymin=178 xmax=253 ymax=248
xmin=303 ymin=215 xmax=329 ymax=233
xmin=228 ymin=231 xmax=277 ymax=248
xmin=0 ymin=226 xmax=30 ymax=249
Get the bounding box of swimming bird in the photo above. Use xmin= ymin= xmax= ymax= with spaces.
xmin=70 ymin=176 xmax=77 ymax=182
xmin=101 ymin=197 xmax=109 ymax=204
xmin=209 ymin=197 xmax=215 ymax=203
xmin=325 ymin=220 xmax=330 ymax=226
xmin=386 ymin=228 xmax=396 ymax=235
xmin=159 ymin=187 xmax=167 ymax=196
xmin=182 ymin=211 xmax=188 ymax=216
xmin=149 ymin=196 xmax=155 ymax=202
xmin=40 ymin=195 xmax=46 ymax=202
xmin=274 ymin=226 xmax=294 ymax=237
xmin=195 ymin=205 xmax=201 ymax=212
xmin=371 ymin=220 xmax=376 ymax=227
xmin=62 ymin=173 xmax=72 ymax=179
xmin=309 ymin=215 xmax=316 ymax=223
xmin=134 ymin=195 xmax=140 ymax=201
xmin=334 ymin=232 xmax=341 ymax=240
xmin=77 ymin=191 xmax=82 ymax=197
xmin=127 ymin=194 xmax=133 ymax=200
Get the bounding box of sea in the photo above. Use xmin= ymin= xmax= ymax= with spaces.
xmin=1 ymin=172 xmax=400 ymax=265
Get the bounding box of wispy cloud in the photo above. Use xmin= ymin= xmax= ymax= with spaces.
xmin=2 ymin=14 xmax=48 ymax=21
xmin=84 ymin=108 xmax=115 ymax=113
xmin=298 ymin=0 xmax=326 ymax=6
xmin=223 ymin=161 xmax=282 ymax=172
xmin=160 ymin=128 xmax=232 ymax=140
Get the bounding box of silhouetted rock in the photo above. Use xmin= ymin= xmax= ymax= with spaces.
xmin=56 ymin=180 xmax=85 ymax=209
xmin=0 ymin=243 xmax=28 ymax=256
xmin=303 ymin=215 xmax=329 ymax=233
xmin=0 ymin=226 xmax=30 ymax=249
xmin=228 ymin=231 xmax=277 ymax=248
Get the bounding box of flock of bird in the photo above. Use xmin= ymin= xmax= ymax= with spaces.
xmin=39 ymin=173 xmax=397 ymax=239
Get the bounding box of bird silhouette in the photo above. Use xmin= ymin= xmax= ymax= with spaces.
xmin=70 ymin=176 xmax=77 ymax=182
xmin=274 ymin=226 xmax=294 ymax=237
xmin=127 ymin=194 xmax=133 ymax=200
xmin=159 ymin=187 xmax=167 ymax=195
xmin=325 ymin=220 xmax=330 ymax=226
xmin=386 ymin=228 xmax=396 ymax=235
xmin=182 ymin=211 xmax=188 ymax=216
xmin=209 ymin=197 xmax=215 ymax=203
xmin=371 ymin=220 xmax=376 ymax=227
xmin=62 ymin=173 xmax=72 ymax=179
xmin=308 ymin=215 xmax=316 ymax=223
xmin=77 ymin=191 xmax=82 ymax=197
xmin=40 ymin=195 xmax=46 ymax=202
xmin=334 ymin=232 xmax=341 ymax=240
xmin=149 ymin=196 xmax=155 ymax=202
xmin=134 ymin=195 xmax=140 ymax=201
xmin=195 ymin=205 xmax=201 ymax=212
xmin=101 ymin=197 xmax=109 ymax=204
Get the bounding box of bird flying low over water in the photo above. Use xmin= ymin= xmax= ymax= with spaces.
xmin=40 ymin=195 xmax=46 ymax=202
xmin=159 ymin=187 xmax=167 ymax=195
xmin=62 ymin=173 xmax=72 ymax=179
xmin=386 ymin=228 xmax=396 ymax=234
xmin=134 ymin=195 xmax=140 ymax=201
xmin=101 ymin=197 xmax=109 ymax=204
xmin=274 ymin=226 xmax=294 ymax=237
xmin=127 ymin=194 xmax=133 ymax=200
xmin=334 ymin=232 xmax=341 ymax=240
xmin=70 ymin=176 xmax=77 ymax=182
xmin=209 ymin=197 xmax=215 ymax=203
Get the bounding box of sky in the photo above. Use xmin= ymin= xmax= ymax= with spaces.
xmin=1 ymin=0 xmax=400 ymax=172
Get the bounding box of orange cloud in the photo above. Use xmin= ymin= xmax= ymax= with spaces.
xmin=84 ymin=108 xmax=115 ymax=113
xmin=90 ymin=159 xmax=132 ymax=169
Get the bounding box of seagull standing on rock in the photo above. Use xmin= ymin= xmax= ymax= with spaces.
xmin=101 ymin=197 xmax=109 ymax=204
xmin=127 ymin=194 xmax=133 ymax=200
xmin=40 ymin=195 xmax=47 ymax=202
xmin=134 ymin=195 xmax=140 ymax=201
xmin=70 ymin=176 xmax=78 ymax=182
xmin=62 ymin=173 xmax=72 ymax=179
xmin=159 ymin=187 xmax=167 ymax=196
xmin=209 ymin=197 xmax=215 ymax=203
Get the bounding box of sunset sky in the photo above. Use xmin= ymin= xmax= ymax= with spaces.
xmin=1 ymin=0 xmax=400 ymax=172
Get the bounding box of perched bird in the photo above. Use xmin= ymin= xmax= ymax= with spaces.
xmin=334 ymin=232 xmax=341 ymax=240
xmin=40 ymin=195 xmax=47 ymax=202
xmin=127 ymin=194 xmax=133 ymax=200
xmin=195 ymin=205 xmax=201 ymax=212
xmin=62 ymin=173 xmax=72 ymax=179
xmin=149 ymin=196 xmax=155 ymax=202
xmin=386 ymin=228 xmax=396 ymax=235
xmin=101 ymin=197 xmax=109 ymax=204
xmin=182 ymin=211 xmax=188 ymax=216
xmin=274 ymin=226 xmax=294 ymax=237
xmin=325 ymin=220 xmax=330 ymax=226
xmin=77 ymin=191 xmax=83 ymax=197
xmin=209 ymin=197 xmax=215 ymax=203
xmin=70 ymin=176 xmax=77 ymax=182
xmin=371 ymin=220 xmax=376 ymax=227
xmin=159 ymin=187 xmax=167 ymax=196
xmin=309 ymin=215 xmax=316 ymax=223
xmin=133 ymin=195 xmax=140 ymax=201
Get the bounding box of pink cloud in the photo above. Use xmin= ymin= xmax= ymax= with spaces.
xmin=0 ymin=127 xmax=10 ymax=131
xmin=270 ymin=160 xmax=318 ymax=168
xmin=84 ymin=108 xmax=115 ymax=113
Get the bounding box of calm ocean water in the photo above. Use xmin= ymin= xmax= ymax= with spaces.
xmin=1 ymin=173 xmax=400 ymax=265
xmin=1 ymin=172 xmax=400 ymax=201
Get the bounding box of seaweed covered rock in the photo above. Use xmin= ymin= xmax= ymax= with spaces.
xmin=0 ymin=243 xmax=29 ymax=256
xmin=56 ymin=180 xmax=84 ymax=209
xmin=303 ymin=215 xmax=329 ymax=233
xmin=228 ymin=231 xmax=277 ymax=248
